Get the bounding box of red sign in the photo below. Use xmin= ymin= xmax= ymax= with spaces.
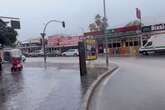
xmin=136 ymin=8 xmax=141 ymax=19
xmin=59 ymin=36 xmax=79 ymax=45
xmin=48 ymin=35 xmax=62 ymax=46
xmin=48 ymin=35 xmax=84 ymax=46
xmin=114 ymin=25 xmax=140 ymax=33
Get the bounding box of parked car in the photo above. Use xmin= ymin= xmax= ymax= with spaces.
xmin=62 ymin=49 xmax=79 ymax=56
xmin=55 ymin=50 xmax=61 ymax=56
xmin=21 ymin=55 xmax=26 ymax=62
xmin=47 ymin=50 xmax=61 ymax=57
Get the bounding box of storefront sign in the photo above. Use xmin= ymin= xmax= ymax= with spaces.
xmin=151 ymin=24 xmax=165 ymax=31
xmin=105 ymin=25 xmax=139 ymax=35
xmin=114 ymin=25 xmax=140 ymax=33
xmin=48 ymin=35 xmax=84 ymax=47
xmin=142 ymin=26 xmax=151 ymax=33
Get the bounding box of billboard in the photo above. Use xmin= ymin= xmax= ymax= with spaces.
xmin=48 ymin=35 xmax=84 ymax=47
xmin=59 ymin=36 xmax=80 ymax=46
xmin=48 ymin=35 xmax=62 ymax=46
xmin=85 ymin=37 xmax=97 ymax=61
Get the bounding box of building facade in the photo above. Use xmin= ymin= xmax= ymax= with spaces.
xmin=85 ymin=23 xmax=165 ymax=56
xmin=19 ymin=23 xmax=165 ymax=57
xmin=18 ymin=38 xmax=42 ymax=54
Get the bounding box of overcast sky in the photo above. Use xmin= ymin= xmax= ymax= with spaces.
xmin=0 ymin=0 xmax=165 ymax=41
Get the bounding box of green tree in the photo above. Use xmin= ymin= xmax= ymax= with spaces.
xmin=0 ymin=19 xmax=17 ymax=47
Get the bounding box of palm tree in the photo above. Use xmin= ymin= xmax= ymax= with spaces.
xmin=89 ymin=14 xmax=108 ymax=32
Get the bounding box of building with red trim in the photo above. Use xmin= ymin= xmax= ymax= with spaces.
xmin=84 ymin=25 xmax=148 ymax=56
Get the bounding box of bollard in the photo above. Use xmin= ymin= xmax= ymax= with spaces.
xmin=78 ymin=42 xmax=87 ymax=76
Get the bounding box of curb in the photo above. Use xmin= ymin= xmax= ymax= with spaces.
xmin=81 ymin=65 xmax=118 ymax=110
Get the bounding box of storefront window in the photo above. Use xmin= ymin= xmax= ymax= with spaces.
xmin=113 ymin=43 xmax=117 ymax=48
xmin=134 ymin=41 xmax=139 ymax=46
xmin=126 ymin=42 xmax=129 ymax=47
xmin=116 ymin=43 xmax=121 ymax=47
xmin=129 ymin=42 xmax=133 ymax=46
xmin=108 ymin=44 xmax=112 ymax=48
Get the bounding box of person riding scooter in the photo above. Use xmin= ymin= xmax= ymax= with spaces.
xmin=11 ymin=57 xmax=23 ymax=72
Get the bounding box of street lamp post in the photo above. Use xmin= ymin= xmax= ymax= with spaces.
xmin=41 ymin=20 xmax=65 ymax=63
xmin=103 ymin=0 xmax=109 ymax=67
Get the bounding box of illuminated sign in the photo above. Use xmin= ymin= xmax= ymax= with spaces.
xmin=85 ymin=37 xmax=97 ymax=61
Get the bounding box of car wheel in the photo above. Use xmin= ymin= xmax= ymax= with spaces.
xmin=142 ymin=51 xmax=149 ymax=55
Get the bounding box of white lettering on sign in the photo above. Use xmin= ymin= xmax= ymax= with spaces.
xmin=151 ymin=24 xmax=165 ymax=31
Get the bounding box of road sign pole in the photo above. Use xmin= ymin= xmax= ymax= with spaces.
xmin=41 ymin=19 xmax=65 ymax=64
xmin=103 ymin=0 xmax=109 ymax=67
xmin=41 ymin=33 xmax=46 ymax=63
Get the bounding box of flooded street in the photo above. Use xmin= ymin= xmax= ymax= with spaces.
xmin=0 ymin=58 xmax=83 ymax=110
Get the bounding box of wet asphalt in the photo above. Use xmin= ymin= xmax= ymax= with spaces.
xmin=90 ymin=56 xmax=165 ymax=110
xmin=0 ymin=58 xmax=83 ymax=110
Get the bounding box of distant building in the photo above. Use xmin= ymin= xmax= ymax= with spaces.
xmin=18 ymin=35 xmax=85 ymax=55
xmin=18 ymin=37 xmax=42 ymax=54
xmin=47 ymin=35 xmax=84 ymax=53
xmin=18 ymin=23 xmax=165 ymax=57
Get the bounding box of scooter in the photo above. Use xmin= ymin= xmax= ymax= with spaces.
xmin=11 ymin=63 xmax=23 ymax=72
xmin=11 ymin=58 xmax=23 ymax=72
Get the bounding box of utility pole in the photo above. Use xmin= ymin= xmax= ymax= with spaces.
xmin=103 ymin=0 xmax=109 ymax=67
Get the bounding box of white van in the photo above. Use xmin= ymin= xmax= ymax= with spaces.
xmin=139 ymin=34 xmax=165 ymax=55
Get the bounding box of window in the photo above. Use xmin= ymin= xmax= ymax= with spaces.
xmin=129 ymin=42 xmax=133 ymax=46
xmin=145 ymin=41 xmax=152 ymax=47
xmin=126 ymin=42 xmax=129 ymax=47
xmin=116 ymin=43 xmax=121 ymax=47
xmin=113 ymin=43 xmax=117 ymax=48
xmin=68 ymin=49 xmax=75 ymax=52
xmin=134 ymin=41 xmax=139 ymax=46
xmin=108 ymin=44 xmax=112 ymax=48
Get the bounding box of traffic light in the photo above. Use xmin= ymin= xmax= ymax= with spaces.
xmin=62 ymin=21 xmax=65 ymax=28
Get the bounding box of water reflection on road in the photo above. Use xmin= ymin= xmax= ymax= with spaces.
xmin=0 ymin=62 xmax=87 ymax=110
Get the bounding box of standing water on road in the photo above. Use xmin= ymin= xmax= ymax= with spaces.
xmin=0 ymin=59 xmax=87 ymax=110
